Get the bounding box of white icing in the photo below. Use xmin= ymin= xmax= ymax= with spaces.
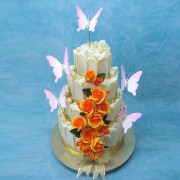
xmin=107 ymin=89 xmax=122 ymax=120
xmin=73 ymin=40 xmax=112 ymax=75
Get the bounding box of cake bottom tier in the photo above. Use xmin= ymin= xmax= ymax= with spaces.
xmin=58 ymin=108 xmax=124 ymax=155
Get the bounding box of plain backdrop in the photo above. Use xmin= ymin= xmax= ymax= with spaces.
xmin=0 ymin=0 xmax=179 ymax=179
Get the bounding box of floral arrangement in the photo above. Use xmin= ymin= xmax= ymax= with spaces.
xmin=70 ymin=70 xmax=111 ymax=160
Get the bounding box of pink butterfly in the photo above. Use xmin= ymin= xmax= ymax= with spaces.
xmin=114 ymin=105 xmax=126 ymax=127
xmin=76 ymin=5 xmax=103 ymax=32
xmin=122 ymin=113 xmax=142 ymax=133
xmin=44 ymin=85 xmax=67 ymax=112
xmin=46 ymin=47 xmax=70 ymax=83
xmin=121 ymin=65 xmax=142 ymax=96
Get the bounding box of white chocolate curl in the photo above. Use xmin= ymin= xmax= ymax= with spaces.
xmin=73 ymin=40 xmax=112 ymax=75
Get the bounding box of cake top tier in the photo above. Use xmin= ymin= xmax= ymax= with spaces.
xmin=73 ymin=40 xmax=112 ymax=76
xmin=74 ymin=40 xmax=110 ymax=57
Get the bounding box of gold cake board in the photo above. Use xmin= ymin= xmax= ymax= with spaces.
xmin=51 ymin=123 xmax=135 ymax=172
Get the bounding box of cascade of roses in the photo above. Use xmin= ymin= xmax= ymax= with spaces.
xmin=70 ymin=70 xmax=111 ymax=160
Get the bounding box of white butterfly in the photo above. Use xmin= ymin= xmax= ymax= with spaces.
xmin=114 ymin=105 xmax=142 ymax=133
xmin=122 ymin=113 xmax=142 ymax=133
xmin=76 ymin=5 xmax=103 ymax=32
xmin=44 ymin=85 xmax=66 ymax=112
xmin=121 ymin=65 xmax=142 ymax=96
xmin=46 ymin=47 xmax=70 ymax=83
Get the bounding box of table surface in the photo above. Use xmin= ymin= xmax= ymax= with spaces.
xmin=0 ymin=1 xmax=179 ymax=180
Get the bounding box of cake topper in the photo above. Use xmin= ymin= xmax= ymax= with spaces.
xmin=121 ymin=65 xmax=142 ymax=96
xmin=46 ymin=47 xmax=70 ymax=82
xmin=44 ymin=85 xmax=67 ymax=112
xmin=76 ymin=5 xmax=103 ymax=46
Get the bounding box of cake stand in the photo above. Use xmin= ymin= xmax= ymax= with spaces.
xmin=51 ymin=123 xmax=135 ymax=172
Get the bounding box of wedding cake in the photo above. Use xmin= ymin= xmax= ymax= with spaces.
xmin=44 ymin=4 xmax=142 ymax=179
xmin=58 ymin=40 xmax=124 ymax=160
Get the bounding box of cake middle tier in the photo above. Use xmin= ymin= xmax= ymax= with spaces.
xmin=68 ymin=65 xmax=119 ymax=102
xmin=63 ymin=88 xmax=123 ymax=122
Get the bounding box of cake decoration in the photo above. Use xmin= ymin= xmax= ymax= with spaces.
xmin=85 ymin=70 xmax=106 ymax=86
xmin=44 ymin=5 xmax=143 ymax=180
xmin=76 ymin=5 xmax=103 ymax=45
xmin=114 ymin=105 xmax=126 ymax=128
xmin=69 ymin=75 xmax=111 ymax=162
xmin=44 ymin=85 xmax=66 ymax=112
xmin=121 ymin=65 xmax=142 ymax=96
xmin=122 ymin=112 xmax=142 ymax=133
xmin=76 ymin=5 xmax=103 ymax=32
xmin=46 ymin=47 xmax=70 ymax=83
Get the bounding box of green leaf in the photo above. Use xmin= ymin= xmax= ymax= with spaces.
xmin=97 ymin=73 xmax=106 ymax=80
xmin=80 ymin=112 xmax=86 ymax=116
xmin=103 ymin=115 xmax=110 ymax=125
xmin=70 ymin=128 xmax=78 ymax=134
xmin=104 ymin=120 xmax=111 ymax=125
xmin=70 ymin=128 xmax=81 ymax=138
xmin=103 ymin=115 xmax=107 ymax=121
xmin=82 ymin=88 xmax=92 ymax=97
xmin=75 ymin=132 xmax=81 ymax=138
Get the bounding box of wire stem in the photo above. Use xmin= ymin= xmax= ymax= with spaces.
xmin=88 ymin=31 xmax=91 ymax=47
xmin=59 ymin=105 xmax=65 ymax=116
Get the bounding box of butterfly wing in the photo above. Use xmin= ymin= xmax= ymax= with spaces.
xmin=76 ymin=5 xmax=88 ymax=31
xmin=59 ymin=85 xmax=67 ymax=108
xmin=89 ymin=7 xmax=103 ymax=32
xmin=127 ymin=71 xmax=142 ymax=96
xmin=63 ymin=47 xmax=70 ymax=75
xmin=44 ymin=89 xmax=58 ymax=112
xmin=115 ymin=105 xmax=126 ymax=127
xmin=121 ymin=65 xmax=126 ymax=91
xmin=46 ymin=55 xmax=63 ymax=82
xmin=123 ymin=113 xmax=142 ymax=133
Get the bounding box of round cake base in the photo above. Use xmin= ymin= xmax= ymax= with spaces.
xmin=51 ymin=123 xmax=135 ymax=172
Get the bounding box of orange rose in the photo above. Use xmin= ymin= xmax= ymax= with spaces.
xmin=88 ymin=113 xmax=104 ymax=128
xmin=76 ymin=139 xmax=92 ymax=155
xmin=90 ymin=137 xmax=105 ymax=152
xmin=93 ymin=77 xmax=104 ymax=86
xmin=76 ymin=139 xmax=83 ymax=147
xmin=80 ymin=143 xmax=92 ymax=155
xmin=96 ymin=101 xmax=110 ymax=115
xmin=94 ymin=126 xmax=110 ymax=136
xmin=90 ymin=87 xmax=107 ymax=104
xmin=78 ymin=99 xmax=96 ymax=117
xmin=90 ymin=151 xmax=103 ymax=160
xmin=85 ymin=70 xmax=97 ymax=83
xmin=76 ymin=140 xmax=92 ymax=155
xmin=72 ymin=116 xmax=86 ymax=131
xmin=81 ymin=127 xmax=96 ymax=142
